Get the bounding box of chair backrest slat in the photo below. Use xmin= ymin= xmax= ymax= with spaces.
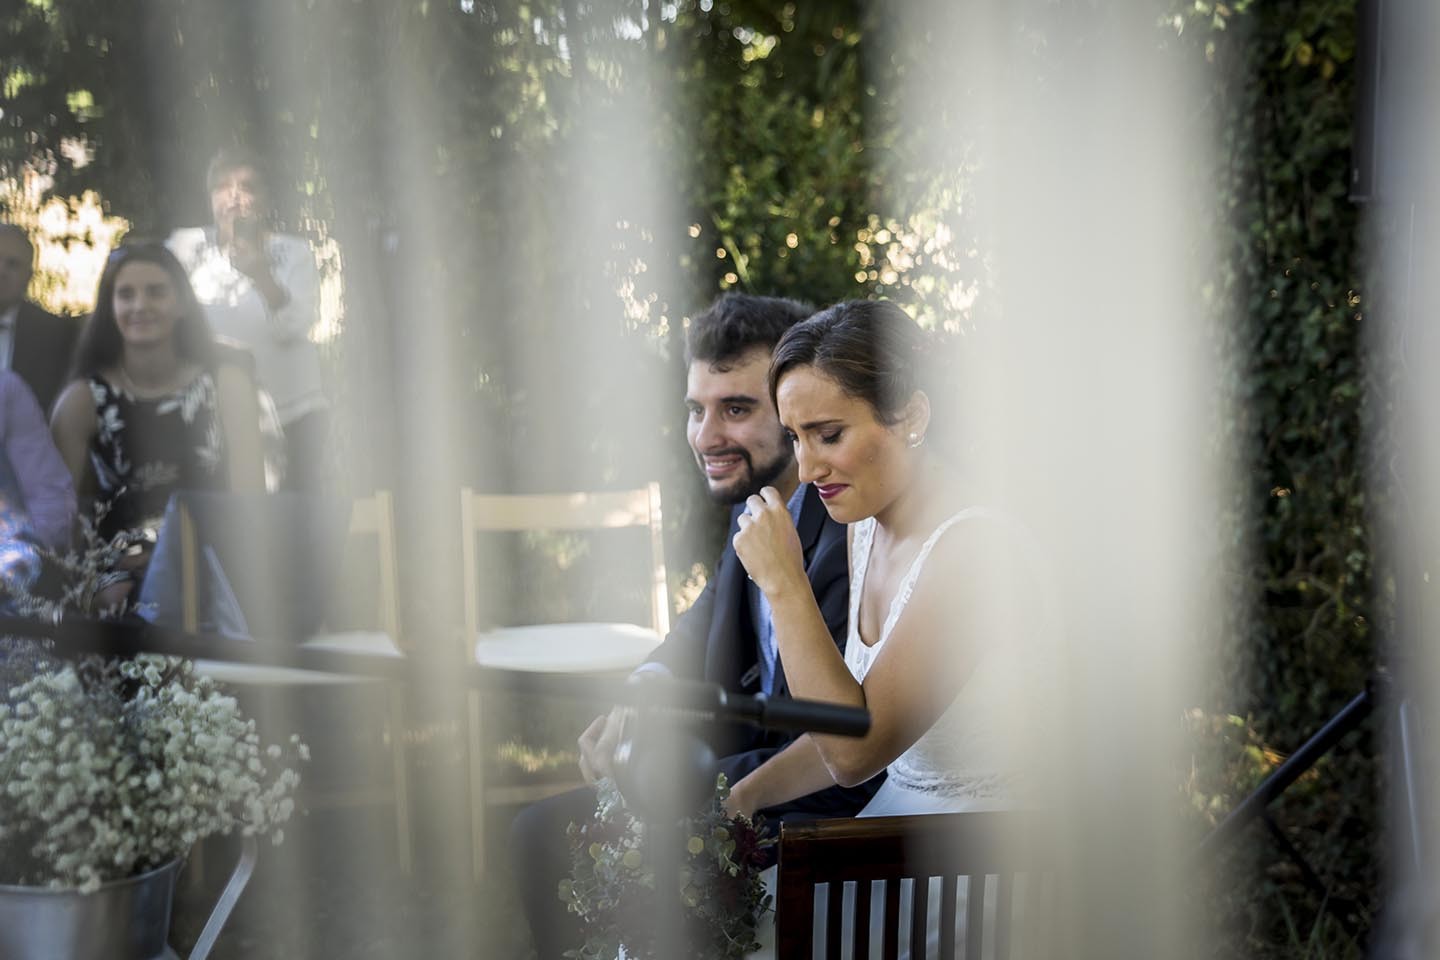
xmin=995 ymin=871 xmax=1014 ymax=960
xmin=882 ymin=879 xmax=901 ymax=960
xmin=854 ymin=880 xmax=873 ymax=960
xmin=966 ymin=872 xmax=986 ymax=958
xmin=462 ymin=489 xmax=654 ymax=531
xmin=178 ymin=500 xmax=199 ymax=633
xmin=910 ymin=877 xmax=927 ymax=959
xmin=826 ymin=881 xmax=844 ymax=960
xmin=939 ymin=873 xmax=958 ymax=958
xmin=348 ymin=490 xmax=401 ymax=641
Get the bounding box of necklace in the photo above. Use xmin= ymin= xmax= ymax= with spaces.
xmin=116 ymin=363 xmax=182 ymax=399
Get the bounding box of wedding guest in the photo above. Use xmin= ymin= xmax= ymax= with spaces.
xmin=0 ymin=370 xmax=76 ymax=600
xmin=728 ymin=300 xmax=1046 ymax=955
xmin=509 ymin=293 xmax=882 ymax=960
xmin=0 ymin=223 xmax=82 ymax=416
xmin=49 ymin=241 xmax=264 ymax=610
xmin=168 ymin=147 xmax=329 ymax=493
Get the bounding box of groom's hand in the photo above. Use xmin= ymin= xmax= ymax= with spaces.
xmin=577 ymin=707 xmax=629 ymax=784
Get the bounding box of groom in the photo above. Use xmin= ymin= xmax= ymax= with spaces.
xmin=509 ymin=293 xmax=881 ymax=959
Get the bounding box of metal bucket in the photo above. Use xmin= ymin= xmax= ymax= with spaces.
xmin=0 ymin=859 xmax=179 ymax=960
xmin=0 ymin=837 xmax=256 ymax=960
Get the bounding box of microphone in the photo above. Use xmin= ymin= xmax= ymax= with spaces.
xmin=741 ymin=692 xmax=871 ymax=738
xmin=608 ymin=675 xmax=871 ymax=738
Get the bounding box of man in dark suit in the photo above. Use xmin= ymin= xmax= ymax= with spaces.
xmin=510 ymin=293 xmax=881 ymax=960
xmin=0 ymin=224 xmax=80 ymax=417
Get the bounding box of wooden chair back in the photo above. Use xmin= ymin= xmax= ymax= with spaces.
xmin=457 ymin=482 xmax=669 ymax=659
xmin=178 ymin=491 xmax=401 ymax=642
xmin=173 ymin=490 xmax=411 ymax=873
xmin=457 ymin=483 xmax=667 ymax=875
xmin=775 ymin=811 xmax=1058 ymax=959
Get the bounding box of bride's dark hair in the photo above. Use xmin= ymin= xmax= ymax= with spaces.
xmin=768 ymin=299 xmax=926 ymax=425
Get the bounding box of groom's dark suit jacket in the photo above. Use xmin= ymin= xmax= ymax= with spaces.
xmin=11 ymin=301 xmax=81 ymax=418
xmin=644 ymin=484 xmax=879 ymax=811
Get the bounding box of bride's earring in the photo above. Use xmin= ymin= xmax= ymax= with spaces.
xmin=908 ymin=432 xmax=925 ymax=449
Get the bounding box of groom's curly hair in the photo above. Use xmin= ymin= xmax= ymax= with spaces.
xmin=768 ymin=299 xmax=926 ymax=426
xmin=685 ymin=293 xmax=814 ymax=369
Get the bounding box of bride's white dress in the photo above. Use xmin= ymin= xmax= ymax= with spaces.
xmin=746 ymin=508 xmax=1040 ymax=959
xmin=846 ymin=509 xmax=1026 ymax=819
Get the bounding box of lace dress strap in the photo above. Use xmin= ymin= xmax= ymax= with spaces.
xmin=846 ymin=518 xmax=877 ymax=645
xmin=879 ymin=507 xmax=992 ymax=645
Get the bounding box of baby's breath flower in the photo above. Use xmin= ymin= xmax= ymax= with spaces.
xmin=0 ymin=642 xmax=307 ymax=890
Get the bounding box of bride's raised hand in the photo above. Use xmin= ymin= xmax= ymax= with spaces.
xmin=733 ymin=485 xmax=806 ymax=598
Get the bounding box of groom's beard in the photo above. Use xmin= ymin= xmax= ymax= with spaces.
xmin=703 ymin=444 xmax=794 ymax=505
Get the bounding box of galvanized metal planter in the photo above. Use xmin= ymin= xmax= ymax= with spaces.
xmin=0 ymin=837 xmax=256 ymax=960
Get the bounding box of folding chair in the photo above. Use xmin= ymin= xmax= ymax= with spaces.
xmin=179 ymin=491 xmax=413 ymax=873
xmin=459 ymin=483 xmax=668 ymax=874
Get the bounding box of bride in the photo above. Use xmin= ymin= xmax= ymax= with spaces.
xmin=727 ymin=300 xmax=1043 ymax=953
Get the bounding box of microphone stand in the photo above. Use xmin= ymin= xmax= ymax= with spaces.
xmin=607 ymin=677 xmax=869 ymax=959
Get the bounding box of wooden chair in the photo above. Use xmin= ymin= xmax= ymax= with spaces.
xmin=180 ymin=491 xmax=413 ymax=874
xmin=459 ymin=483 xmax=669 ymax=874
xmin=775 ymin=811 xmax=1058 ymax=959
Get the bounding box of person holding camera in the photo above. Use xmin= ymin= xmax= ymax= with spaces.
xmin=168 ymin=147 xmax=329 ymax=494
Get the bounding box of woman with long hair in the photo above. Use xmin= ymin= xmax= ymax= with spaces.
xmin=50 ymin=240 xmax=263 ymax=609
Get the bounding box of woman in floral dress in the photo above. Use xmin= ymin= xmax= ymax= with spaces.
xmin=50 ymin=241 xmax=263 ymax=610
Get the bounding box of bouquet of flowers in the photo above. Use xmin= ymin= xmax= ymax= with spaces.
xmin=560 ymin=774 xmax=773 ymax=960
xmin=0 ymin=641 xmax=306 ymax=892
xmin=0 ymin=499 xmax=152 ymax=620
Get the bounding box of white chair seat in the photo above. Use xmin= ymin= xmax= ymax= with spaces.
xmin=195 ymin=632 xmax=403 ymax=686
xmin=472 ymin=621 xmax=660 ymax=673
xmin=305 ymin=630 xmax=405 ymax=658
xmin=193 ymin=659 xmax=358 ymax=686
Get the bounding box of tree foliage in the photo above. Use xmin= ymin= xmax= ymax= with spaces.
xmin=1175 ymin=1 xmax=1376 ymax=955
